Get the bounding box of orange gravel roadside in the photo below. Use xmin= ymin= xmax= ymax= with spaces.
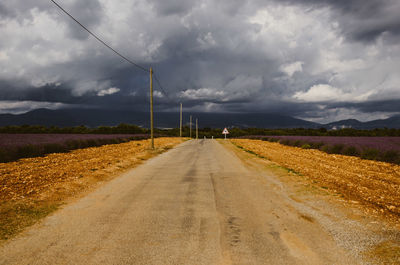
xmin=0 ymin=137 xmax=184 ymax=241
xmin=231 ymin=139 xmax=400 ymax=217
xmin=0 ymin=137 xmax=183 ymax=202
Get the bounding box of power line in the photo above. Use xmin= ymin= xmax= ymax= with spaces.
xmin=51 ymin=0 xmax=149 ymax=73
xmin=51 ymin=0 xmax=175 ymax=105
xmin=153 ymin=72 xmax=175 ymax=102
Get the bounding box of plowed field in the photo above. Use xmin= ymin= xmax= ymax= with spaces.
xmin=231 ymin=139 xmax=400 ymax=217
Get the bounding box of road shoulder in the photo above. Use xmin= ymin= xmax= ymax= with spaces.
xmin=0 ymin=138 xmax=185 ymax=244
xmin=219 ymin=139 xmax=400 ymax=265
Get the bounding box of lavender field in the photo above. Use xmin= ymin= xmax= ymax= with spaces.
xmin=0 ymin=134 xmax=150 ymax=163
xmin=0 ymin=134 xmax=149 ymax=147
xmin=240 ymin=135 xmax=400 ymax=164
xmin=264 ymin=136 xmax=400 ymax=152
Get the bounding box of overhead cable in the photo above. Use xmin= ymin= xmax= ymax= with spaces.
xmin=51 ymin=0 xmax=149 ymax=73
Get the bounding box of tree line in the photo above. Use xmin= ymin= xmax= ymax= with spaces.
xmin=1 ymin=124 xmax=399 ymax=137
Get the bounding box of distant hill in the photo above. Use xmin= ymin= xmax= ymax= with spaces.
xmin=324 ymin=116 xmax=400 ymax=129
xmin=0 ymin=108 xmax=319 ymax=128
xmin=0 ymin=108 xmax=398 ymax=129
xmin=324 ymin=119 xmax=366 ymax=130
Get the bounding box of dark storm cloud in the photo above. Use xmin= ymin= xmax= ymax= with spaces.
xmin=329 ymin=99 xmax=400 ymax=114
xmin=0 ymin=3 xmax=8 ymax=17
xmin=0 ymin=0 xmax=399 ymax=123
xmin=0 ymin=80 xmax=153 ymax=113
xmin=0 ymin=1 xmax=50 ymax=22
xmin=280 ymin=0 xmax=400 ymax=42
xmin=0 ymin=83 xmax=91 ymax=105
xmin=0 ymin=0 xmax=103 ymax=40
xmin=58 ymin=0 xmax=104 ymax=40
xmin=282 ymin=0 xmax=382 ymax=15
xmin=149 ymin=0 xmax=196 ymax=16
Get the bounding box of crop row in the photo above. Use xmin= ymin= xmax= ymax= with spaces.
xmin=0 ymin=135 xmax=149 ymax=163
xmin=259 ymin=136 xmax=400 ymax=164
xmin=0 ymin=134 xmax=153 ymax=147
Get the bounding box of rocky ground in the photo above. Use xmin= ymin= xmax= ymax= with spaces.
xmin=0 ymin=137 xmax=183 ymax=240
xmin=231 ymin=139 xmax=400 ymax=221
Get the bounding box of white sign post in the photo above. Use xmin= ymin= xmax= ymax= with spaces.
xmin=222 ymin=128 xmax=229 ymax=140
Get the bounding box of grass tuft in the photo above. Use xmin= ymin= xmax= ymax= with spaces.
xmin=0 ymin=202 xmax=59 ymax=241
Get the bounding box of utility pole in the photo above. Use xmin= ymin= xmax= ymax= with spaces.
xmin=179 ymin=103 xmax=182 ymax=137
xmin=190 ymin=115 xmax=192 ymax=138
xmin=150 ymin=67 xmax=154 ymax=149
xmin=196 ymin=118 xmax=198 ymax=139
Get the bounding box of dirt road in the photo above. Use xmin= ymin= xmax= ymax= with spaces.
xmin=0 ymin=140 xmax=389 ymax=264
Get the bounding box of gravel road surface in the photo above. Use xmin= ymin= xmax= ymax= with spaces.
xmin=0 ymin=140 xmax=367 ymax=264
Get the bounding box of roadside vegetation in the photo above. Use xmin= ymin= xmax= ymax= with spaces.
xmin=1 ymin=124 xmax=399 ymax=164
xmin=0 ymin=124 xmax=151 ymax=162
xmin=257 ymin=136 xmax=400 ymax=165
xmin=199 ymin=127 xmax=400 ymax=137
xmin=0 ymin=134 xmax=149 ymax=163
xmin=1 ymin=124 xmax=400 ymax=137
xmin=0 ymin=123 xmax=146 ymax=134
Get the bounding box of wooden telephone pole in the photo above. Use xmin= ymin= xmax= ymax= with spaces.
xmin=190 ymin=115 xmax=192 ymax=138
xmin=150 ymin=67 xmax=154 ymax=149
xmin=196 ymin=118 xmax=198 ymax=139
xmin=180 ymin=103 xmax=182 ymax=137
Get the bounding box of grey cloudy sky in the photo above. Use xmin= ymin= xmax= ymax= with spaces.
xmin=0 ymin=0 xmax=399 ymax=123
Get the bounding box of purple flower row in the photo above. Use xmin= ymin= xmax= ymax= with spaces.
xmin=0 ymin=134 xmax=150 ymax=163
xmin=0 ymin=134 xmax=150 ymax=147
xmin=240 ymin=135 xmax=400 ymax=152
xmin=256 ymin=136 xmax=400 ymax=164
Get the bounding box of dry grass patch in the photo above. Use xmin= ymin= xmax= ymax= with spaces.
xmin=365 ymin=240 xmax=400 ymax=265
